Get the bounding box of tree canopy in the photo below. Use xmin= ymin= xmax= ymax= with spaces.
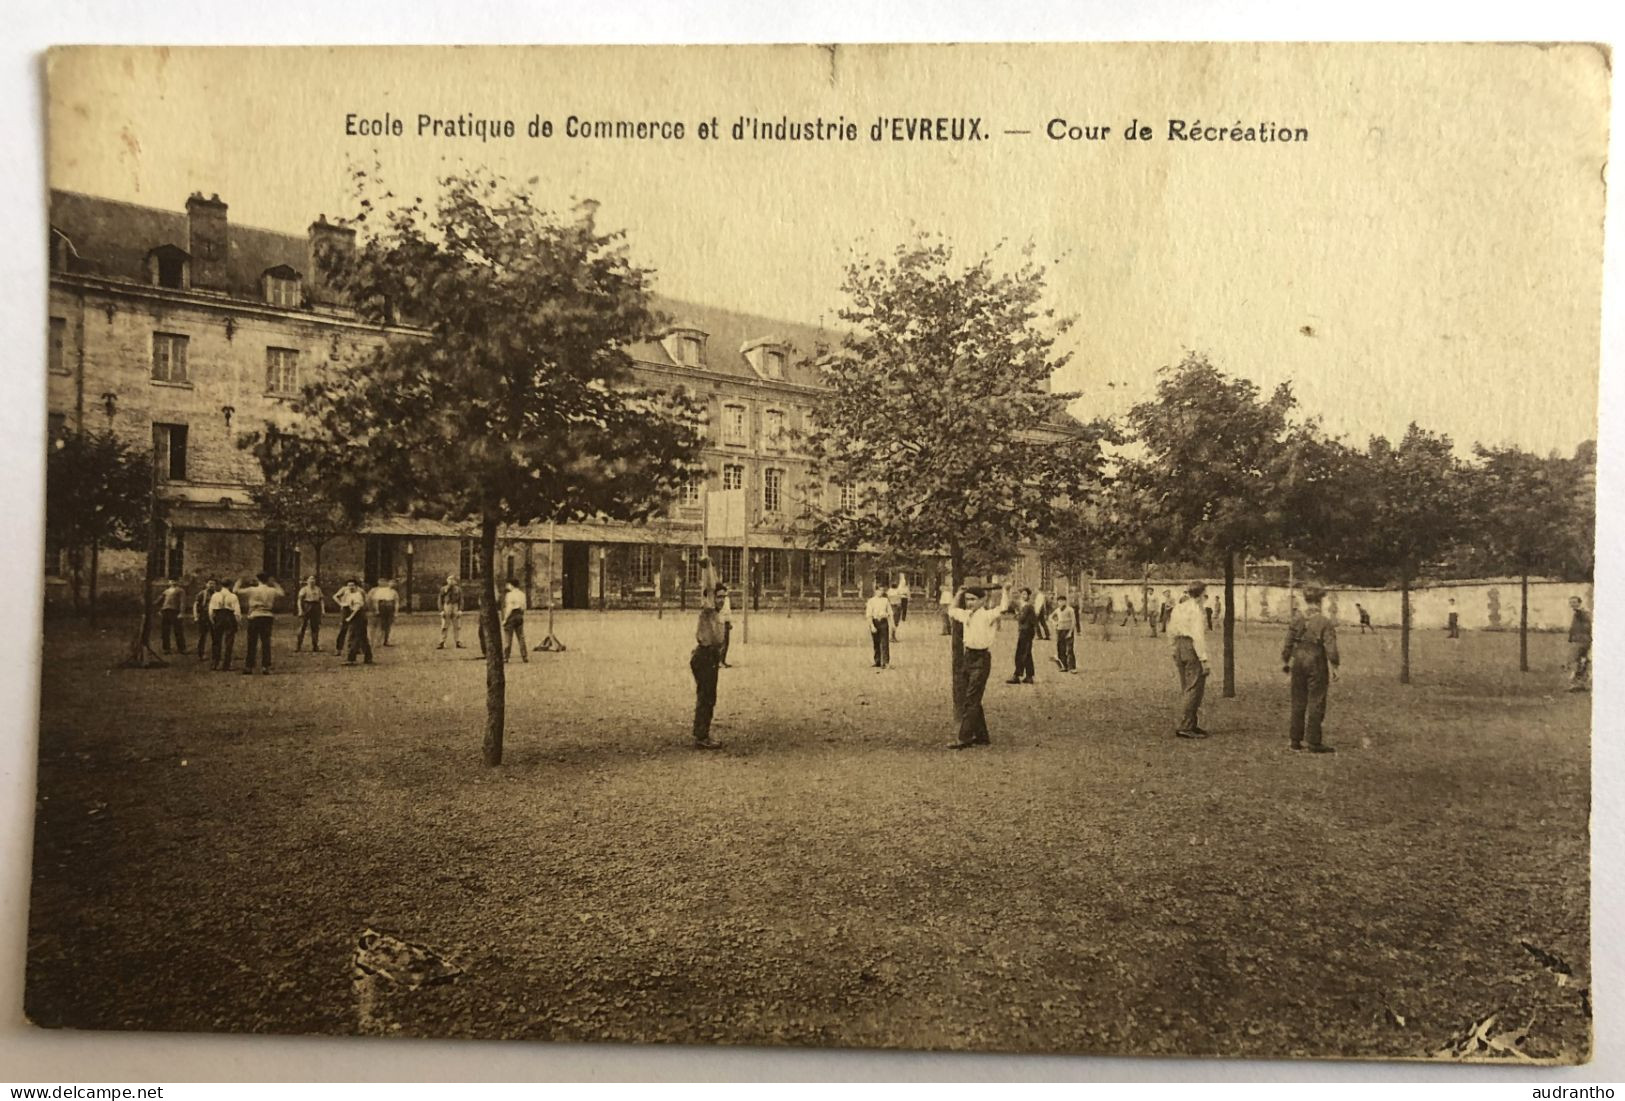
xmin=806 ymin=234 xmax=1109 ymax=580
xmin=1115 ymin=352 xmax=1296 ymax=695
xmin=805 ymin=234 xmax=1110 ymax=714
xmin=256 ymin=169 xmax=705 ymax=764
xmin=45 ymin=429 xmax=150 ymax=612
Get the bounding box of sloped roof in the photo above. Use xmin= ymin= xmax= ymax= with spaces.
xmin=46 ymin=191 xmax=1084 ymax=434
xmin=46 ymin=190 xmax=842 ymax=381
xmin=49 ymin=189 xmax=307 ymax=295
xmin=633 ymin=296 xmax=838 ymax=387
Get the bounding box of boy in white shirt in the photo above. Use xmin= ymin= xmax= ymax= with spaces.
xmin=947 ymin=582 xmax=1010 ymax=749
xmin=865 ymin=584 xmax=894 ymax=669
xmin=502 ymin=580 xmax=529 ymax=663
xmin=1169 ymin=583 xmax=1212 ymax=738
xmin=207 ymin=582 xmax=241 ymax=671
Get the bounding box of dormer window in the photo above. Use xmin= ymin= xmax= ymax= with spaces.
xmin=662 ymin=328 xmax=708 ymax=368
xmin=262 ymin=266 xmax=302 ymax=308
xmin=743 ymin=339 xmax=790 ymax=380
xmin=146 ymin=245 xmax=191 ymax=290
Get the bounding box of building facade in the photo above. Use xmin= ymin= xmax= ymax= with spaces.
xmin=47 ymin=189 xmax=998 ymax=613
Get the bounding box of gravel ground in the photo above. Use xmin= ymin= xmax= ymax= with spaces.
xmin=25 ymin=609 xmax=1591 ymax=1061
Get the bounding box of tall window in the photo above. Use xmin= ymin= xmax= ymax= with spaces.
xmin=764 ymin=409 xmax=785 ymax=450
xmin=713 ymin=546 xmax=743 ymax=586
xmin=153 ymin=423 xmax=188 ymax=482
xmin=722 ymin=403 xmax=747 ymax=446
xmin=266 ymin=347 xmax=299 ymax=395
xmin=265 ymin=274 xmax=301 ymax=308
xmin=838 ymin=482 xmax=857 ymax=512
xmin=839 ymin=552 xmax=861 ymax=590
xmin=1039 ymin=558 xmax=1054 ymax=591
xmin=762 ymin=467 xmax=783 ymax=514
xmin=679 ymin=475 xmax=702 ymax=507
xmin=364 ymin=535 xmax=398 ymax=585
xmin=685 ymin=552 xmax=706 ymax=588
xmin=263 ymin=533 xmax=300 ymax=579
xmin=459 ymin=537 xmax=483 ymax=580
xmin=765 ymin=349 xmax=785 ymax=379
xmin=722 ymin=463 xmax=744 ymax=492
xmin=628 ymin=545 xmax=658 ymax=588
xmin=801 ymin=550 xmax=821 ymax=588
xmin=48 ymin=317 xmax=67 ymax=375
xmin=757 ymin=550 xmax=784 ymax=588
xmin=152 ymin=332 xmax=190 ymax=384
xmin=164 ymin=532 xmax=185 ymax=579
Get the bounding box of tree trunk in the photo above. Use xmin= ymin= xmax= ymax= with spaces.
xmin=949 ymin=539 xmax=965 ymax=721
xmin=88 ymin=540 xmax=100 ymax=623
xmin=1520 ymin=568 xmax=1530 ymax=673
xmin=314 ymin=540 xmax=324 ymax=587
xmin=126 ymin=476 xmax=163 ymax=666
xmin=1143 ymin=565 xmax=1155 ymax=638
xmin=480 ymin=513 xmax=506 ymax=767
xmin=1400 ymin=571 xmax=1412 ymax=685
xmin=67 ymin=546 xmax=83 ymax=615
xmin=1222 ymin=551 xmax=1236 ymax=698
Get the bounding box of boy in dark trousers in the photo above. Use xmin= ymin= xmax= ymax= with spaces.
xmin=1007 ymin=588 xmax=1038 ymax=684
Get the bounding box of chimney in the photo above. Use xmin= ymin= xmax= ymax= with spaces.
xmin=306 ymin=214 xmax=357 ymax=305
xmin=185 ymin=192 xmax=229 ymax=289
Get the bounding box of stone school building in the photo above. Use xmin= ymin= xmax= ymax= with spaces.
xmin=45 ymin=188 xmax=967 ymax=613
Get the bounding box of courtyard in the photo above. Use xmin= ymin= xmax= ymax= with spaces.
xmin=25 ymin=610 xmax=1591 ymax=1061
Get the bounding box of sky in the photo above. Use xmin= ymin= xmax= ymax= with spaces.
xmin=46 ymin=43 xmax=1609 ymax=455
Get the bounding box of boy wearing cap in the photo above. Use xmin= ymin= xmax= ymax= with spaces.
xmin=1050 ymin=593 xmax=1079 ymax=673
xmin=1566 ymin=595 xmax=1591 ymax=692
xmin=1007 ymin=588 xmax=1039 ymax=684
xmin=1282 ymin=584 xmax=1340 ymax=753
xmin=689 ymin=558 xmax=728 ymax=749
xmin=1169 ymin=582 xmax=1211 ymax=738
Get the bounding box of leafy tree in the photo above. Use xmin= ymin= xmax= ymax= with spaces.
xmin=805 ymin=234 xmax=1110 ymax=715
xmin=1469 ymin=442 xmax=1595 ymax=672
xmin=241 ymin=426 xmax=352 ymax=582
xmin=1332 ymin=425 xmax=1466 ymax=683
xmin=45 ymin=429 xmax=149 ymax=616
xmin=261 ymin=169 xmax=704 ymax=765
xmin=1117 ymin=352 xmax=1296 ymax=697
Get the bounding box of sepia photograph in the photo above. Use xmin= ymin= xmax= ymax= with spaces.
xmin=23 ymin=42 xmax=1608 ymax=1067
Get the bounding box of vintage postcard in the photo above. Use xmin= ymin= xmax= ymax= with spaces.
xmin=30 ymin=44 xmax=1606 ymax=1063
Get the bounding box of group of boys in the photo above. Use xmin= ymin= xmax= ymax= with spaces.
xmin=158 ymin=571 xmax=569 ymax=672
xmin=1082 ymin=590 xmax=1222 ymax=634
xmin=940 ymin=579 xmax=1338 ymax=751
xmin=160 ymin=574 xmax=288 ymax=673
